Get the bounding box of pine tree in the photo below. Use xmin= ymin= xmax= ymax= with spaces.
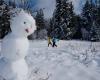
xmin=50 ymin=0 xmax=63 ymax=39
xmin=47 ymin=18 xmax=53 ymax=37
xmin=35 ymin=9 xmax=45 ymax=39
xmin=82 ymin=0 xmax=100 ymax=41
xmin=96 ymin=1 xmax=100 ymax=26
xmin=35 ymin=9 xmax=45 ymax=31
xmin=82 ymin=0 xmax=93 ymax=40
xmin=72 ymin=15 xmax=83 ymax=40
xmin=88 ymin=0 xmax=100 ymax=41
xmin=0 ymin=0 xmax=11 ymax=39
xmin=82 ymin=0 xmax=92 ymax=31
xmin=63 ymin=2 xmax=77 ymax=39
xmin=51 ymin=0 xmax=76 ymax=39
xmin=94 ymin=0 xmax=100 ymax=41
xmin=95 ymin=0 xmax=100 ymax=27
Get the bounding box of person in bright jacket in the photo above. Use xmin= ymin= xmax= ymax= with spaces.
xmin=48 ymin=37 xmax=52 ymax=47
xmin=52 ymin=37 xmax=58 ymax=47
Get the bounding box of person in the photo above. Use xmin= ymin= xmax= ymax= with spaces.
xmin=52 ymin=37 xmax=58 ymax=47
xmin=48 ymin=37 xmax=52 ymax=47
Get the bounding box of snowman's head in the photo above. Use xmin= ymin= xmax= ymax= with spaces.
xmin=11 ymin=9 xmax=36 ymax=37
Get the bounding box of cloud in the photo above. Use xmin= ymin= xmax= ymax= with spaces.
xmin=34 ymin=0 xmax=86 ymax=18
xmin=34 ymin=0 xmax=56 ymax=18
xmin=5 ymin=0 xmax=86 ymax=18
xmin=71 ymin=0 xmax=86 ymax=14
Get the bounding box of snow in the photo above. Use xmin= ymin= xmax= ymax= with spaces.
xmin=0 ymin=40 xmax=100 ymax=80
xmin=0 ymin=58 xmax=28 ymax=80
xmin=25 ymin=40 xmax=100 ymax=80
xmin=1 ymin=8 xmax=36 ymax=61
xmin=0 ymin=7 xmax=100 ymax=80
xmin=10 ymin=8 xmax=36 ymax=37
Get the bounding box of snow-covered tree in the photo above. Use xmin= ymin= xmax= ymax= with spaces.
xmin=35 ymin=9 xmax=45 ymax=31
xmin=96 ymin=1 xmax=100 ymax=26
xmin=28 ymin=9 xmax=47 ymax=40
xmin=8 ymin=0 xmax=16 ymax=8
xmin=51 ymin=0 xmax=76 ymax=39
xmin=0 ymin=0 xmax=11 ymax=39
xmin=72 ymin=15 xmax=83 ymax=40
xmin=82 ymin=0 xmax=100 ymax=41
xmin=94 ymin=0 xmax=100 ymax=41
xmin=82 ymin=0 xmax=92 ymax=31
xmin=47 ymin=18 xmax=53 ymax=37
xmin=35 ymin=9 xmax=46 ymax=39
xmin=89 ymin=0 xmax=100 ymax=41
xmin=51 ymin=0 xmax=64 ymax=39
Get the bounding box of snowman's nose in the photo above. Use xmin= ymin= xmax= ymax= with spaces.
xmin=25 ymin=29 xmax=29 ymax=33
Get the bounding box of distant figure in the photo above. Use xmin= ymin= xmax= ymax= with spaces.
xmin=52 ymin=37 xmax=58 ymax=47
xmin=48 ymin=37 xmax=52 ymax=47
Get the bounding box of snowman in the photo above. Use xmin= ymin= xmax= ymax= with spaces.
xmin=0 ymin=9 xmax=36 ymax=80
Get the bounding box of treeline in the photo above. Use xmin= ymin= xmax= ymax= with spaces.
xmin=0 ymin=0 xmax=11 ymax=39
xmin=0 ymin=0 xmax=47 ymax=39
xmin=0 ymin=0 xmax=100 ymax=41
xmin=48 ymin=0 xmax=100 ymax=41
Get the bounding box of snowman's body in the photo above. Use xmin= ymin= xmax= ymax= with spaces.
xmin=0 ymin=58 xmax=28 ymax=80
xmin=1 ymin=34 xmax=29 ymax=61
xmin=0 ymin=9 xmax=36 ymax=80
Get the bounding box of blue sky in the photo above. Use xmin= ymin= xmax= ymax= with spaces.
xmin=5 ymin=0 xmax=86 ymax=18
xmin=34 ymin=0 xmax=86 ymax=18
xmin=71 ymin=0 xmax=86 ymax=14
xmin=34 ymin=0 xmax=56 ymax=18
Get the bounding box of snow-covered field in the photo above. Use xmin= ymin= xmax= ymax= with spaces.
xmin=1 ymin=40 xmax=100 ymax=80
xmin=26 ymin=40 xmax=100 ymax=80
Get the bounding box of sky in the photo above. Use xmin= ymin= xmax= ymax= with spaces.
xmin=5 ymin=0 xmax=86 ymax=18
xmin=34 ymin=0 xmax=56 ymax=18
xmin=34 ymin=0 xmax=86 ymax=18
xmin=71 ymin=0 xmax=86 ymax=14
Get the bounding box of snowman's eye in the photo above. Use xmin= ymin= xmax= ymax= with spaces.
xmin=24 ymin=22 xmax=26 ymax=24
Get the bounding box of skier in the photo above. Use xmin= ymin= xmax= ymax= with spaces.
xmin=52 ymin=37 xmax=58 ymax=47
xmin=48 ymin=36 xmax=52 ymax=47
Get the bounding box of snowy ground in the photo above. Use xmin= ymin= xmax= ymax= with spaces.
xmin=26 ymin=40 xmax=100 ymax=80
xmin=1 ymin=40 xmax=100 ymax=80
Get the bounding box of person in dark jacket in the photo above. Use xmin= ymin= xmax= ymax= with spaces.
xmin=52 ymin=37 xmax=58 ymax=47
